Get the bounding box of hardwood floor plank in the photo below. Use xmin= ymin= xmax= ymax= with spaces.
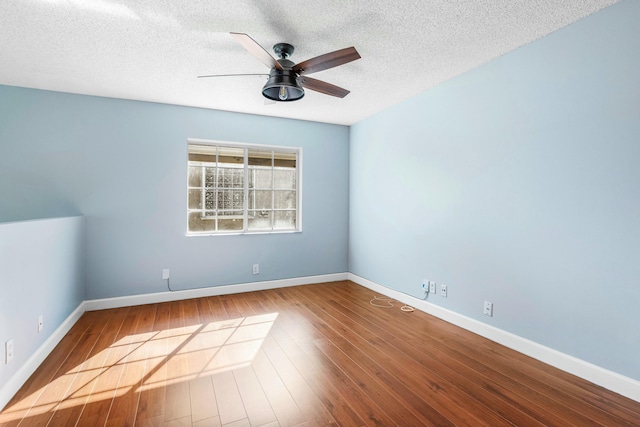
xmin=163 ymin=301 xmax=192 ymax=423
xmin=233 ymin=365 xmax=278 ymax=426
xmin=312 ymin=335 xmax=450 ymax=427
xmin=189 ymin=376 xmax=218 ymax=423
xmin=220 ymin=418 xmax=251 ymax=427
xmin=186 ymin=297 xmax=222 ymax=423
xmin=164 ymin=415 xmax=191 ymax=427
xmin=211 ymin=370 xmax=246 ymax=425
xmin=56 ymin=308 xmax=132 ymax=426
xmin=135 ymin=414 xmax=164 ymax=427
xmin=192 ymin=416 xmax=222 ymax=427
xmin=2 ymin=281 xmax=639 ymax=427
xmin=204 ymin=296 xmax=232 ymax=322
xmin=218 ymin=295 xmax=243 ymax=319
xmin=251 ymin=347 xmax=305 ymax=426
xmin=295 ymin=337 xmax=403 ymax=427
xmin=259 ymin=289 xmax=360 ymax=426
xmin=268 ymin=331 xmax=367 ymax=427
xmin=260 ymin=336 xmax=340 ymax=427
xmin=105 ymin=303 xmax=159 ymax=427
xmin=135 ymin=302 xmax=171 ymax=424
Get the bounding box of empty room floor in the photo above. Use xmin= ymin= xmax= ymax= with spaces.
xmin=1 ymin=281 xmax=639 ymax=426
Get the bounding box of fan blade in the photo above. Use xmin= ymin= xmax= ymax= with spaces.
xmin=293 ymin=47 xmax=360 ymax=75
xmin=230 ymin=32 xmax=282 ymax=70
xmin=299 ymin=76 xmax=350 ymax=98
xmin=198 ymin=73 xmax=269 ymax=78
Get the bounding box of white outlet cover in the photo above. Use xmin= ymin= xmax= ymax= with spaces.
xmin=429 ymin=281 xmax=436 ymax=294
xmin=6 ymin=339 xmax=14 ymax=364
xmin=440 ymin=284 xmax=447 ymax=297
xmin=484 ymin=301 xmax=494 ymax=316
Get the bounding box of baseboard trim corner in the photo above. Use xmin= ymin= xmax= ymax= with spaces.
xmin=348 ymin=273 xmax=640 ymax=403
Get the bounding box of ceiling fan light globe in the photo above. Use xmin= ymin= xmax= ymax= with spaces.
xmin=262 ymin=70 xmax=304 ymax=102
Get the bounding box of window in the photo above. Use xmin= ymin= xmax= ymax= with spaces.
xmin=187 ymin=140 xmax=301 ymax=235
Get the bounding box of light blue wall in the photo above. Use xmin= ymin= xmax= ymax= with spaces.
xmin=0 ymin=87 xmax=350 ymax=299
xmin=1 ymin=0 xmax=638 ymax=387
xmin=350 ymin=0 xmax=640 ymax=380
xmin=0 ymin=216 xmax=84 ymax=390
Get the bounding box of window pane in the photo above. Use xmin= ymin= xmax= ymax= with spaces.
xmin=249 ymin=168 xmax=273 ymax=189
xmin=204 ymin=190 xmax=216 ymax=210
xmin=235 ymin=169 xmax=244 ymax=188
xmin=218 ymin=190 xmax=244 ymax=210
xmin=248 ymin=210 xmax=272 ymax=230
xmin=188 ymin=212 xmax=216 ymax=233
xmin=218 ymin=211 xmax=243 ymax=231
xmin=274 ymin=210 xmax=296 ymax=229
xmin=274 ymin=191 xmax=296 ymax=209
xmin=249 ymin=190 xmax=272 ymax=210
xmin=218 ymin=167 xmax=243 ymax=188
xmin=188 ymin=166 xmax=202 ymax=187
xmin=204 ymin=167 xmax=216 ymax=188
xmin=274 ymin=169 xmax=295 ymax=190
xmin=188 ymin=189 xmax=202 ymax=209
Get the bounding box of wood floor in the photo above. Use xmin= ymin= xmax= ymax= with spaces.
xmin=1 ymin=281 xmax=639 ymax=427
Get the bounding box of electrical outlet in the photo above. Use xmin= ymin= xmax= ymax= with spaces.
xmin=162 ymin=269 xmax=170 ymax=280
xmin=429 ymin=281 xmax=436 ymax=294
xmin=484 ymin=301 xmax=493 ymax=317
xmin=252 ymin=264 xmax=260 ymax=275
xmin=38 ymin=315 xmax=43 ymax=332
xmin=5 ymin=339 xmax=14 ymax=364
xmin=440 ymin=284 xmax=447 ymax=297
xmin=422 ymin=279 xmax=429 ymax=293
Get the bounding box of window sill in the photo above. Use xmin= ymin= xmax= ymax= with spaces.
xmin=186 ymin=230 xmax=302 ymax=237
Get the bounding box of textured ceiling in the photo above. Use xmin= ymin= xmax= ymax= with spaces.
xmin=0 ymin=0 xmax=620 ymax=125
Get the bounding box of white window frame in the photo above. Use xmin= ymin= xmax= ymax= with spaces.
xmin=186 ymin=138 xmax=302 ymax=236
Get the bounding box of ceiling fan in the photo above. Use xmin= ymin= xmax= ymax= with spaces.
xmin=199 ymin=32 xmax=361 ymax=102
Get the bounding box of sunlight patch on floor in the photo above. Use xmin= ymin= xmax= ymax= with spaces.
xmin=0 ymin=312 xmax=278 ymax=424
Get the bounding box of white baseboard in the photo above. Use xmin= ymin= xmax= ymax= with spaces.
xmin=348 ymin=273 xmax=640 ymax=403
xmin=0 ymin=301 xmax=87 ymax=411
xmin=84 ymin=273 xmax=349 ymax=311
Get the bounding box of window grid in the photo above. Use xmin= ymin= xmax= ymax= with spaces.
xmin=187 ymin=141 xmax=299 ymax=235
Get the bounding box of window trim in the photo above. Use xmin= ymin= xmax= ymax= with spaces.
xmin=186 ymin=138 xmax=302 ymax=236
